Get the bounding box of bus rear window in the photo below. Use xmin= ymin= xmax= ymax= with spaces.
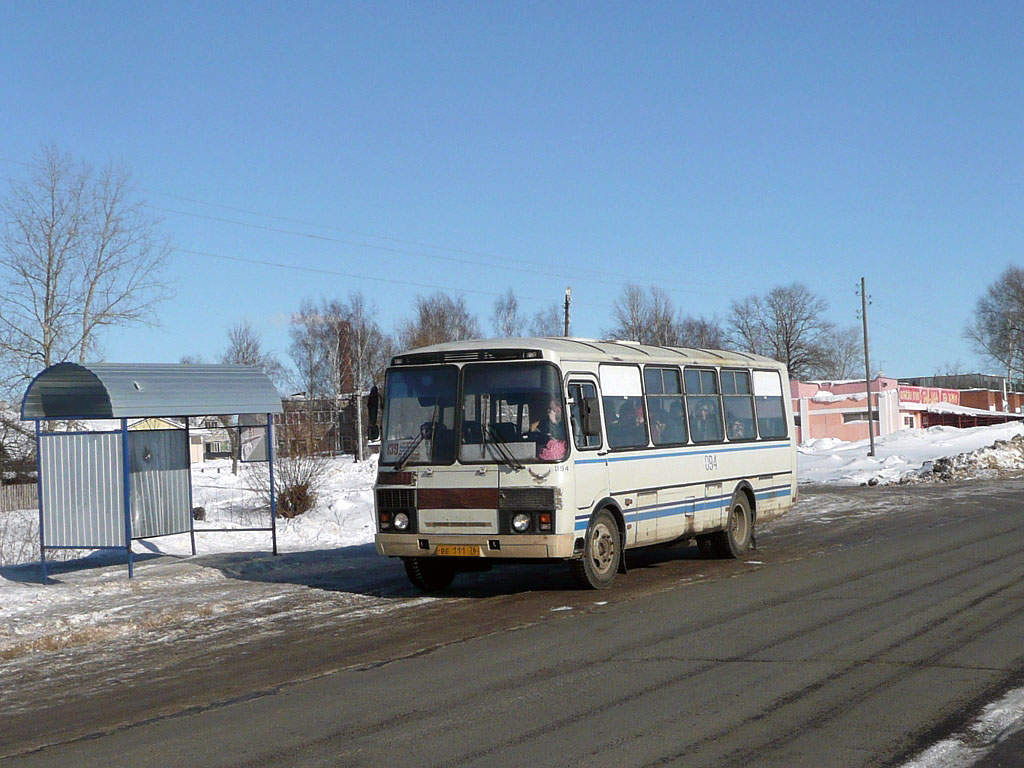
xmin=753 ymin=370 xmax=787 ymax=439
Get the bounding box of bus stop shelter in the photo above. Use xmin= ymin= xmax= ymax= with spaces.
xmin=21 ymin=362 xmax=283 ymax=579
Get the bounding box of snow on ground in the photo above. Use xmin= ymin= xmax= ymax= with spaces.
xmin=3 ymin=422 xmax=1024 ymax=670
xmin=899 ymin=685 xmax=1024 ymax=768
xmin=798 ymin=421 xmax=1024 ymax=486
xmin=5 ymin=423 xmax=1024 ymax=768
xmin=0 ymin=455 xmax=382 ymax=661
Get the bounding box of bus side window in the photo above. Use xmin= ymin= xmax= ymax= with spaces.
xmin=753 ymin=370 xmax=788 ymax=438
xmin=685 ymin=367 xmax=724 ymax=443
xmin=644 ymin=366 xmax=686 ymax=445
xmin=568 ymin=382 xmax=601 ymax=449
xmin=722 ymin=369 xmax=756 ymax=441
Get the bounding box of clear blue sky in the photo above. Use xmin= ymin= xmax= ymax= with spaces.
xmin=3 ymin=1 xmax=1023 ymax=381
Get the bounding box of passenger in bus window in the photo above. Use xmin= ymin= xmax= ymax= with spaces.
xmin=534 ymin=397 xmax=568 ymax=460
xmin=622 ymin=403 xmax=647 ymax=446
xmin=660 ymin=400 xmax=686 ymax=443
xmin=690 ymin=400 xmax=721 ymax=442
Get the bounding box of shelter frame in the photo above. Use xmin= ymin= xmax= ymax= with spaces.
xmin=21 ymin=362 xmax=283 ymax=580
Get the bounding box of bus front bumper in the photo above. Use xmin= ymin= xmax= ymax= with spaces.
xmin=375 ymin=532 xmax=578 ymax=560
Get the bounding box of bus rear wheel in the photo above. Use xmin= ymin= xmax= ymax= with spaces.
xmin=710 ymin=494 xmax=753 ymax=558
xmin=403 ymin=557 xmax=456 ymax=592
xmin=570 ymin=509 xmax=621 ymax=589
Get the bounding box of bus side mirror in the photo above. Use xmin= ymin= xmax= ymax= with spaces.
xmin=582 ymin=396 xmax=602 ymax=437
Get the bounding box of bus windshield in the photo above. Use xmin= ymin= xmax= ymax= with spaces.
xmin=381 ymin=366 xmax=458 ymax=465
xmin=460 ymin=362 xmax=568 ymax=463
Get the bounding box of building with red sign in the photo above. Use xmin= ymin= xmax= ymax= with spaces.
xmin=791 ymin=377 xmax=1024 ymax=444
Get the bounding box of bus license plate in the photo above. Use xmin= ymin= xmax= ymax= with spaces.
xmin=436 ymin=545 xmax=480 ymax=557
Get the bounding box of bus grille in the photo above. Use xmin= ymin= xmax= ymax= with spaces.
xmin=377 ymin=488 xmax=416 ymax=510
xmin=498 ymin=487 xmax=555 ymax=511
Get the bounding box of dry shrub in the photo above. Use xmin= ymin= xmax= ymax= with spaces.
xmin=243 ymin=440 xmax=331 ymax=519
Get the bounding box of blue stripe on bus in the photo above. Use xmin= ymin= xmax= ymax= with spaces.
xmin=572 ymin=485 xmax=792 ymax=531
xmin=574 ymin=442 xmax=790 ymax=466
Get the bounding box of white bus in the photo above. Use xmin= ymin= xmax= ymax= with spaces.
xmin=374 ymin=338 xmax=796 ymax=590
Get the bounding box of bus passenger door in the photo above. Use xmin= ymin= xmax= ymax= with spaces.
xmin=567 ymin=379 xmax=609 ymax=536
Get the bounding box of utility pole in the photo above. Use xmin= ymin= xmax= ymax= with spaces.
xmin=859 ymin=277 xmax=876 ymax=457
xmin=563 ymin=287 xmax=572 ymax=337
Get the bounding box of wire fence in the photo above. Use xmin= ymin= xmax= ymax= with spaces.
xmin=0 ymin=483 xmax=38 ymax=513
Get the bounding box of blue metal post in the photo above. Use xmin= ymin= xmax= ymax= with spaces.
xmin=121 ymin=419 xmax=135 ymax=578
xmin=185 ymin=420 xmax=196 ymax=557
xmin=267 ymin=413 xmax=278 ymax=556
xmin=34 ymin=421 xmax=48 ymax=583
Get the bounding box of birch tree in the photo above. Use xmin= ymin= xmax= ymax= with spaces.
xmin=491 ymin=288 xmax=525 ymax=337
xmin=0 ymin=146 xmax=171 ymax=398
xmin=965 ymin=266 xmax=1024 ymax=380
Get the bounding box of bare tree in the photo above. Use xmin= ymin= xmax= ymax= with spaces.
xmin=0 ymin=146 xmax=171 ymax=398
xmin=491 ymin=288 xmax=525 ymax=337
xmin=528 ymin=303 xmax=563 ymax=337
xmin=397 ymin=292 xmax=480 ymax=349
xmin=0 ymin=409 xmax=34 ymax=483
xmin=606 ymin=284 xmax=650 ymax=342
xmin=727 ymin=283 xmax=837 ymax=379
xmin=288 ymin=299 xmax=331 ymax=399
xmin=288 ymin=293 xmax=387 ymax=459
xmin=344 ymin=293 xmax=387 ymax=460
xmin=605 ymin=285 xmax=688 ymax=345
xmin=675 ymin=315 xmax=727 ymax=349
xmin=934 ymin=360 xmax=966 ymax=376
xmin=222 ymin=320 xmax=285 ymax=381
xmin=965 ymin=266 xmax=1024 ymax=380
xmin=647 ymin=287 xmax=677 ymax=346
xmin=812 ymin=327 xmax=862 ymax=380
xmin=220 ymin=320 xmax=284 ymax=473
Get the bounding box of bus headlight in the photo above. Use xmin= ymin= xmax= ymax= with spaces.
xmin=512 ymin=513 xmax=531 ymax=533
xmin=394 ymin=512 xmax=410 ymax=531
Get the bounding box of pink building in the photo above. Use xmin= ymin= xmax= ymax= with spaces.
xmin=791 ymin=378 xmax=1022 ymax=444
xmin=790 ymin=378 xmax=902 ymax=443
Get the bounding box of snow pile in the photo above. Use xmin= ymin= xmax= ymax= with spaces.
xmin=810 ymin=391 xmax=867 ymax=403
xmin=927 ymin=433 xmax=1024 ymax=481
xmin=798 ymin=422 xmax=1024 ymax=486
xmin=900 ymin=684 xmax=1024 ymax=768
xmin=0 ymin=455 xmax=379 ymax=569
xmin=160 ymin=455 xmax=378 ymax=557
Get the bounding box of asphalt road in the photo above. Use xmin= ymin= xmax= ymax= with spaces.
xmin=4 ymin=478 xmax=1024 ymax=767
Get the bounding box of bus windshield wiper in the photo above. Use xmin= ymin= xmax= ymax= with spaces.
xmin=396 ymin=402 xmax=439 ymax=470
xmin=484 ymin=423 xmax=524 ymax=470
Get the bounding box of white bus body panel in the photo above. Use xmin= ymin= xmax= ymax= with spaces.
xmin=374 ymin=339 xmax=797 ymax=561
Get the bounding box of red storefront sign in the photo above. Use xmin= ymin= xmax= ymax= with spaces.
xmin=898 ymin=386 xmax=960 ymax=405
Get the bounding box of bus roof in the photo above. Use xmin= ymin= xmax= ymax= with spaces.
xmin=392 ymin=337 xmax=787 ymax=371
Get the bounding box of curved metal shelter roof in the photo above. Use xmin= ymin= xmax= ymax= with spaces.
xmin=21 ymin=363 xmax=283 ymax=420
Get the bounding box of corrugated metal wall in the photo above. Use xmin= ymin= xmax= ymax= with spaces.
xmin=39 ymin=432 xmax=125 ymax=548
xmin=128 ymin=430 xmax=191 ymax=539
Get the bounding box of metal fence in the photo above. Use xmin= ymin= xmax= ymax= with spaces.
xmin=0 ymin=483 xmax=38 ymax=513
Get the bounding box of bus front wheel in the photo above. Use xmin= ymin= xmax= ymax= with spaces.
xmin=403 ymin=557 xmax=456 ymax=592
xmin=570 ymin=509 xmax=621 ymax=589
xmin=711 ymin=494 xmax=753 ymax=558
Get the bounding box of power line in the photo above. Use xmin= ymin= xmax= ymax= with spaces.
xmin=150 ymin=203 xmax=728 ymax=297
xmin=0 ymin=155 xmax=731 ymax=298
xmin=177 ymin=246 xmax=613 ymax=308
